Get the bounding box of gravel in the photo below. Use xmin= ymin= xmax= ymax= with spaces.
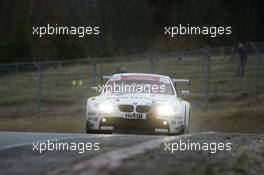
xmin=109 ymin=133 xmax=264 ymax=175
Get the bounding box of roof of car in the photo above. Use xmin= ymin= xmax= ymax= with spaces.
xmin=112 ymin=73 xmax=170 ymax=79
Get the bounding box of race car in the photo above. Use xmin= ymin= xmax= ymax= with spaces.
xmin=86 ymin=73 xmax=190 ymax=135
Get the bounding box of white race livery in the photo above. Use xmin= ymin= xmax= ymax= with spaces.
xmin=86 ymin=73 xmax=190 ymax=135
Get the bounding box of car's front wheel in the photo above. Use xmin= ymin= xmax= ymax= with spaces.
xmin=86 ymin=121 xmax=112 ymax=134
xmin=86 ymin=121 xmax=97 ymax=134
xmin=184 ymin=125 xmax=189 ymax=134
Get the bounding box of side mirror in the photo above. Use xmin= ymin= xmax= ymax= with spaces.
xmin=90 ymin=86 xmax=99 ymax=92
xmin=180 ymin=90 xmax=190 ymax=96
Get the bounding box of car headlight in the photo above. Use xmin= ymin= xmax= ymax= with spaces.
xmin=98 ymin=103 xmax=114 ymax=113
xmin=157 ymin=105 xmax=176 ymax=116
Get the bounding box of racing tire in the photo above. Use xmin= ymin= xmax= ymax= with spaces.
xmin=183 ymin=108 xmax=190 ymax=134
xmin=86 ymin=121 xmax=98 ymax=134
xmin=184 ymin=125 xmax=189 ymax=134
xmin=86 ymin=121 xmax=112 ymax=134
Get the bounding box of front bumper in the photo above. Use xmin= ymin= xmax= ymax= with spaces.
xmin=87 ymin=114 xmax=185 ymax=134
xmin=99 ymin=117 xmax=169 ymax=132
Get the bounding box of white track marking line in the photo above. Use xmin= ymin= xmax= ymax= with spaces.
xmin=0 ymin=132 xmax=216 ymax=151
xmin=0 ymin=131 xmax=162 ymax=151
xmin=49 ymin=135 xmax=189 ymax=175
xmin=0 ymin=133 xmax=160 ymax=151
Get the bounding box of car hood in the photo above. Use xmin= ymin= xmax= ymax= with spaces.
xmin=97 ymin=93 xmax=180 ymax=106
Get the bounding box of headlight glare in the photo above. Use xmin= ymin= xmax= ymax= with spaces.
xmin=98 ymin=103 xmax=113 ymax=113
xmin=157 ymin=105 xmax=175 ymax=116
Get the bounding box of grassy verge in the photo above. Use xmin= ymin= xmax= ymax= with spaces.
xmin=0 ymin=116 xmax=85 ymax=133
xmin=191 ymin=101 xmax=264 ymax=134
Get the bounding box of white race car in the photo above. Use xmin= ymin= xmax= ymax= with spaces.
xmin=86 ymin=73 xmax=190 ymax=135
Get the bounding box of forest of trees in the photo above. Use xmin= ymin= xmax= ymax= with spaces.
xmin=0 ymin=0 xmax=263 ymax=63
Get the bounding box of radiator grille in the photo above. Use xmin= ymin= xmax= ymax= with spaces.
xmin=119 ymin=105 xmax=134 ymax=112
xmin=136 ymin=105 xmax=151 ymax=113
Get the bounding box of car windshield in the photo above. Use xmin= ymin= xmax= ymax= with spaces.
xmin=103 ymin=76 xmax=174 ymax=95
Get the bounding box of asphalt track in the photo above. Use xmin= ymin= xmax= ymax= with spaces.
xmin=0 ymin=132 xmax=263 ymax=175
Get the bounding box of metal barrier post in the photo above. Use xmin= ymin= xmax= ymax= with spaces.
xmin=250 ymin=42 xmax=261 ymax=101
xmin=34 ymin=62 xmax=42 ymax=117
xmin=91 ymin=59 xmax=97 ymax=86
xmin=202 ymin=47 xmax=211 ymax=107
xmin=150 ymin=58 xmax=155 ymax=73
